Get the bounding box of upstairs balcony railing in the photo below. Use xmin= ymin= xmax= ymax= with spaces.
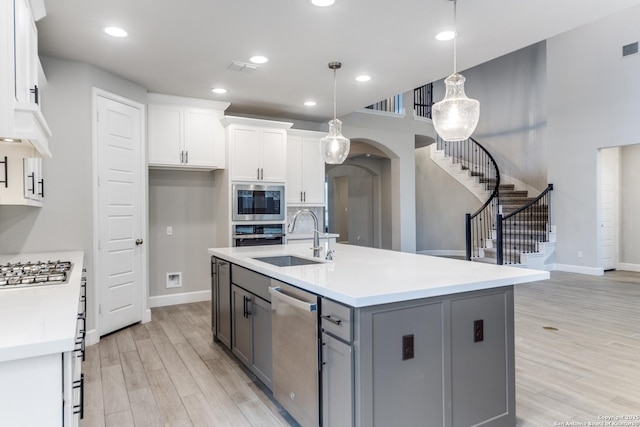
xmin=365 ymin=93 xmax=404 ymax=114
xmin=364 ymin=83 xmax=434 ymax=118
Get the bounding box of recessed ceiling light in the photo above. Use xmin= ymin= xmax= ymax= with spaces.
xmin=436 ymin=30 xmax=456 ymax=41
xmin=304 ymin=101 xmax=317 ymax=107
xmin=249 ymin=55 xmax=268 ymax=64
xmin=311 ymin=0 xmax=335 ymax=6
xmin=355 ymin=75 xmax=371 ymax=82
xmin=104 ymin=26 xmax=128 ymax=38
xmin=211 ymin=88 xmax=227 ymax=94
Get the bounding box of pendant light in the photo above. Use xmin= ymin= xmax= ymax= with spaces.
xmin=320 ymin=61 xmax=350 ymax=164
xmin=432 ymin=0 xmax=479 ymax=142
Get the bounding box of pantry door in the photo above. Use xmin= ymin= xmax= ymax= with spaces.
xmin=94 ymin=89 xmax=147 ymax=336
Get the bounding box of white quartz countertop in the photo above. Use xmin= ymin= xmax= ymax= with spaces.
xmin=0 ymin=251 xmax=84 ymax=363
xmin=208 ymin=244 xmax=549 ymax=307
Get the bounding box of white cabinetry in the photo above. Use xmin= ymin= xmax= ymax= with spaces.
xmin=0 ymin=0 xmax=51 ymax=157
xmin=0 ymin=143 xmax=44 ymax=206
xmin=147 ymin=93 xmax=229 ymax=170
xmin=287 ymin=129 xmax=325 ymax=205
xmin=223 ymin=116 xmax=292 ymax=182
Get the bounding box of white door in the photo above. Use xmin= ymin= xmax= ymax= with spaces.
xmin=599 ymin=147 xmax=620 ymax=271
xmin=96 ymin=93 xmax=145 ymax=335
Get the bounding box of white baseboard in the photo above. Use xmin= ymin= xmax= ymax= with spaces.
xmin=551 ymin=263 xmax=604 ymax=276
xmin=148 ymin=290 xmax=211 ymax=308
xmin=617 ymin=263 xmax=640 ymax=272
xmin=417 ymin=250 xmax=466 ymax=257
xmin=86 ymin=329 xmax=100 ymax=346
xmin=143 ymin=307 xmax=152 ymax=323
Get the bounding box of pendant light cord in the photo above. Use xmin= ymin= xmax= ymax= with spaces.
xmin=333 ymin=68 xmax=337 ymax=120
xmin=453 ymin=0 xmax=457 ymax=74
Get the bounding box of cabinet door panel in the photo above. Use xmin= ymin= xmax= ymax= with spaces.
xmin=251 ymin=297 xmax=272 ymax=390
xmin=216 ymin=261 xmax=232 ymax=349
xmin=232 ymin=285 xmax=251 ymax=366
xmin=184 ymin=108 xmax=217 ymax=167
xmin=148 ymin=105 xmax=182 ymax=166
xmin=322 ymin=332 xmax=353 ymax=427
xmin=230 ymin=126 xmax=261 ymax=181
xmin=14 ymin=0 xmax=38 ymax=105
xmin=450 ymin=292 xmax=509 ymax=427
xmin=286 ymin=135 xmax=304 ymax=203
xmin=260 ymin=129 xmax=286 ymax=182
xmin=371 ymin=303 xmax=444 ymax=426
xmin=301 ymin=137 xmax=325 ymax=204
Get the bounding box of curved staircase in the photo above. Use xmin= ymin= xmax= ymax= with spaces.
xmin=431 ymin=137 xmax=554 ymax=268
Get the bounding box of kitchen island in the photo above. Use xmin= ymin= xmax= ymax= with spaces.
xmin=208 ymin=243 xmax=549 ymax=427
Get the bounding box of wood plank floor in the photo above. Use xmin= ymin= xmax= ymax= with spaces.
xmin=80 ymin=270 xmax=640 ymax=427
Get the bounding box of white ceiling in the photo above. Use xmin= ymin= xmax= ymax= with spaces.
xmin=37 ymin=0 xmax=640 ymax=122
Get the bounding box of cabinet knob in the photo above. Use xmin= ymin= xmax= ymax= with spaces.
xmin=135 ymin=238 xmax=144 ymax=246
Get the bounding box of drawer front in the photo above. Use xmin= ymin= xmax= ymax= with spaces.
xmin=321 ymin=297 xmax=353 ymax=342
xmin=231 ymin=264 xmax=271 ymax=302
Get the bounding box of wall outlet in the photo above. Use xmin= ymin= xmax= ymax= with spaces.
xmin=166 ymin=226 xmax=173 ymax=236
xmin=402 ymin=334 xmax=414 ymax=360
xmin=474 ymin=319 xmax=484 ymax=343
xmin=166 ymin=272 xmax=182 ymax=288
xmin=578 ymin=251 xmax=583 ymax=258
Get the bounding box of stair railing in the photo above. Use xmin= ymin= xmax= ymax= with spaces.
xmin=434 ymin=136 xmax=501 ymax=261
xmin=496 ymin=183 xmax=554 ymax=265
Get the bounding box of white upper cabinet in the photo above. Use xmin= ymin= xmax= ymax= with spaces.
xmin=147 ymin=93 xmax=229 ymax=170
xmin=224 ymin=116 xmax=292 ymax=183
xmin=287 ymin=130 xmax=325 ymax=205
xmin=0 ymin=0 xmax=51 ymax=158
xmin=0 ymin=143 xmax=44 ymax=206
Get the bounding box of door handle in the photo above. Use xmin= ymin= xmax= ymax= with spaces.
xmin=135 ymin=239 xmax=143 ymax=246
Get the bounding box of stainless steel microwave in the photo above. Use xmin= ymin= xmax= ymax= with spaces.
xmin=232 ymin=184 xmax=285 ymax=221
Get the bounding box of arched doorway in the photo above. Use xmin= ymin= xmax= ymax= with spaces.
xmin=325 ymin=140 xmax=392 ymax=249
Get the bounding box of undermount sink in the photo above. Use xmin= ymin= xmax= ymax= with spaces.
xmin=253 ymin=255 xmax=325 ymax=267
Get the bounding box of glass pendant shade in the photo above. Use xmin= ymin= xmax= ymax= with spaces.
xmin=432 ymin=73 xmax=479 ymax=142
xmin=320 ymin=119 xmax=350 ymax=164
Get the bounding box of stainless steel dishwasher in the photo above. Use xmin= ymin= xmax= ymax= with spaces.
xmin=269 ymin=280 xmax=319 ymax=427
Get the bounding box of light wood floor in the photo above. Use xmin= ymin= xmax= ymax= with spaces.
xmin=80 ymin=270 xmax=640 ymax=427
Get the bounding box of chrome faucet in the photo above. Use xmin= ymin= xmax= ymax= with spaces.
xmin=288 ymin=209 xmax=321 ymax=258
xmin=314 ymin=229 xmax=335 ymax=260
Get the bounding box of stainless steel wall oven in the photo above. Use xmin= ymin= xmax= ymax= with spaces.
xmin=233 ymin=224 xmax=285 ymax=247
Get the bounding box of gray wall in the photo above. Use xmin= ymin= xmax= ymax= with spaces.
xmin=620 ymin=144 xmax=640 ymax=266
xmin=415 ymin=145 xmax=482 ymax=253
xmin=547 ymin=5 xmax=640 ymax=271
xmin=432 ymin=42 xmax=548 ymax=191
xmin=0 ymin=56 xmax=147 ymax=334
xmin=148 ymin=170 xmax=216 ymax=298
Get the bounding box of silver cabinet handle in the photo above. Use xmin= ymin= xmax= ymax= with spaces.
xmin=260 ymin=168 xmax=264 ymax=180
xmin=303 ymin=191 xmax=306 ymax=202
xmin=300 ymin=191 xmax=303 ymax=202
xmin=269 ymin=286 xmax=317 ymax=312
xmin=321 ymin=314 xmax=342 ymax=326
xmin=257 ymin=168 xmax=260 ymax=180
xmin=135 ymin=238 xmax=143 ymax=246
xmin=180 ymin=151 xmax=183 ymax=163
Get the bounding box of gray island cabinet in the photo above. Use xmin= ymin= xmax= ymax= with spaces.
xmin=209 ymin=243 xmax=549 ymax=427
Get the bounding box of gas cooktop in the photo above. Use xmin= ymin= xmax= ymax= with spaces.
xmin=0 ymin=260 xmax=73 ymax=289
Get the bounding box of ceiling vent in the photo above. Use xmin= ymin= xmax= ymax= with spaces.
xmin=228 ymin=61 xmax=259 ymax=73
xmin=622 ymin=42 xmax=638 ymax=57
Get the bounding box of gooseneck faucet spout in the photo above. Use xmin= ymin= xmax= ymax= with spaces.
xmin=288 ymin=209 xmax=321 ymax=258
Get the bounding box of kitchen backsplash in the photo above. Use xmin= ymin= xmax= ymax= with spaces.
xmin=286 ymin=206 xmax=325 ymax=234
